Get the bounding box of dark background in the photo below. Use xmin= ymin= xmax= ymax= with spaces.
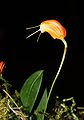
xmin=0 ymin=1 xmax=84 ymax=108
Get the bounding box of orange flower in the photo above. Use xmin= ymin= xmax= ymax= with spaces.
xmin=40 ymin=20 xmax=66 ymax=40
xmin=0 ymin=61 xmax=5 ymax=75
xmin=26 ymin=19 xmax=66 ymax=41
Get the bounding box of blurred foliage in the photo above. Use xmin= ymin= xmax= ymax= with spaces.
xmin=0 ymin=74 xmax=84 ymax=120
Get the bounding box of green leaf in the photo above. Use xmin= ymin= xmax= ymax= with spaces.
xmin=20 ymin=70 xmax=43 ymax=113
xmin=36 ymin=88 xmax=47 ymax=120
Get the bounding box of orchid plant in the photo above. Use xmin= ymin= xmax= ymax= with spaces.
xmin=0 ymin=19 xmax=82 ymax=120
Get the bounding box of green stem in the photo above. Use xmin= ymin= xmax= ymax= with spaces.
xmin=44 ymin=39 xmax=67 ymax=112
xmin=3 ymin=89 xmax=20 ymax=109
xmin=0 ymin=75 xmax=7 ymax=83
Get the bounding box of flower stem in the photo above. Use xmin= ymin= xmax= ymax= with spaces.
xmin=44 ymin=39 xmax=67 ymax=112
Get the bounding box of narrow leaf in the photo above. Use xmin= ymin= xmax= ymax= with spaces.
xmin=36 ymin=88 xmax=47 ymax=120
xmin=20 ymin=70 xmax=43 ymax=113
